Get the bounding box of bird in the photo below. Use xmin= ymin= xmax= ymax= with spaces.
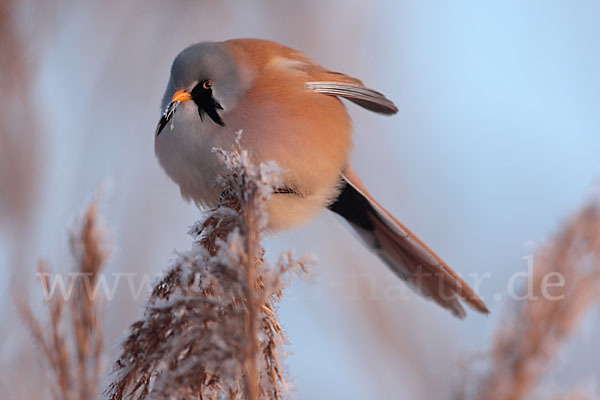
xmin=154 ymin=38 xmax=489 ymax=319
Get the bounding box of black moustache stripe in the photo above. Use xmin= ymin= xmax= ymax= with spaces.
xmin=191 ymin=85 xmax=225 ymax=127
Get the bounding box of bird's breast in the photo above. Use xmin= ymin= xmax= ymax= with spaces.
xmin=155 ymin=103 xmax=234 ymax=207
xmin=155 ymin=87 xmax=353 ymax=230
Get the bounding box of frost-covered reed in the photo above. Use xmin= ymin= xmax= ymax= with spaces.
xmin=106 ymin=142 xmax=309 ymax=400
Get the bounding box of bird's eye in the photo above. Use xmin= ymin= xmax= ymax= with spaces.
xmin=202 ymin=80 xmax=212 ymax=90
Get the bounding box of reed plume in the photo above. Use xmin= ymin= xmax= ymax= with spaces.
xmin=14 ymin=202 xmax=109 ymax=400
xmin=459 ymin=201 xmax=600 ymax=400
xmin=106 ymin=141 xmax=309 ymax=400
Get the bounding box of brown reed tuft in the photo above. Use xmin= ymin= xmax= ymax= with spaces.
xmin=13 ymin=202 xmax=109 ymax=400
xmin=106 ymin=141 xmax=309 ymax=400
xmin=459 ymin=202 xmax=600 ymax=400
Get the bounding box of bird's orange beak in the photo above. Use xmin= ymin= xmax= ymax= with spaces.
xmin=172 ymin=89 xmax=192 ymax=103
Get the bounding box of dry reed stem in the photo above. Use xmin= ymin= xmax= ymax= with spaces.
xmin=461 ymin=202 xmax=600 ymax=400
xmin=243 ymin=192 xmax=260 ymax=400
xmin=14 ymin=201 xmax=110 ymax=400
xmin=107 ymin=142 xmax=309 ymax=400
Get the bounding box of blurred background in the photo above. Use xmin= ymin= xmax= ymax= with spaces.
xmin=2 ymin=1 xmax=600 ymax=399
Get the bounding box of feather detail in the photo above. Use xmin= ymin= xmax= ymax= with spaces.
xmin=306 ymin=81 xmax=398 ymax=115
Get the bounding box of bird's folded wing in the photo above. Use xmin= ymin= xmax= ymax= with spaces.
xmin=262 ymin=46 xmax=398 ymax=115
xmin=305 ymin=81 xmax=398 ymax=115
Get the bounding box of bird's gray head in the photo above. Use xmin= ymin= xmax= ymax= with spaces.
xmin=156 ymin=42 xmax=243 ymax=136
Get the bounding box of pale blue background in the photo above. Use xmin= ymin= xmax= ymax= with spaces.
xmin=2 ymin=1 xmax=599 ymax=398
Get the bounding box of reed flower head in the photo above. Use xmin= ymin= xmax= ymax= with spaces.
xmin=107 ymin=139 xmax=309 ymax=400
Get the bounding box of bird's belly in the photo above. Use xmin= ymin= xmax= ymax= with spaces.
xmin=155 ymin=102 xmax=352 ymax=230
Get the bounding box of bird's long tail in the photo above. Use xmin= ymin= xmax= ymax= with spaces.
xmin=328 ymin=167 xmax=489 ymax=319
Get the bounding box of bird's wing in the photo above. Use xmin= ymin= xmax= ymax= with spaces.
xmin=328 ymin=166 xmax=489 ymax=319
xmin=305 ymin=80 xmax=398 ymax=115
xmin=299 ymin=64 xmax=397 ymax=115
xmin=225 ymin=39 xmax=398 ymax=115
